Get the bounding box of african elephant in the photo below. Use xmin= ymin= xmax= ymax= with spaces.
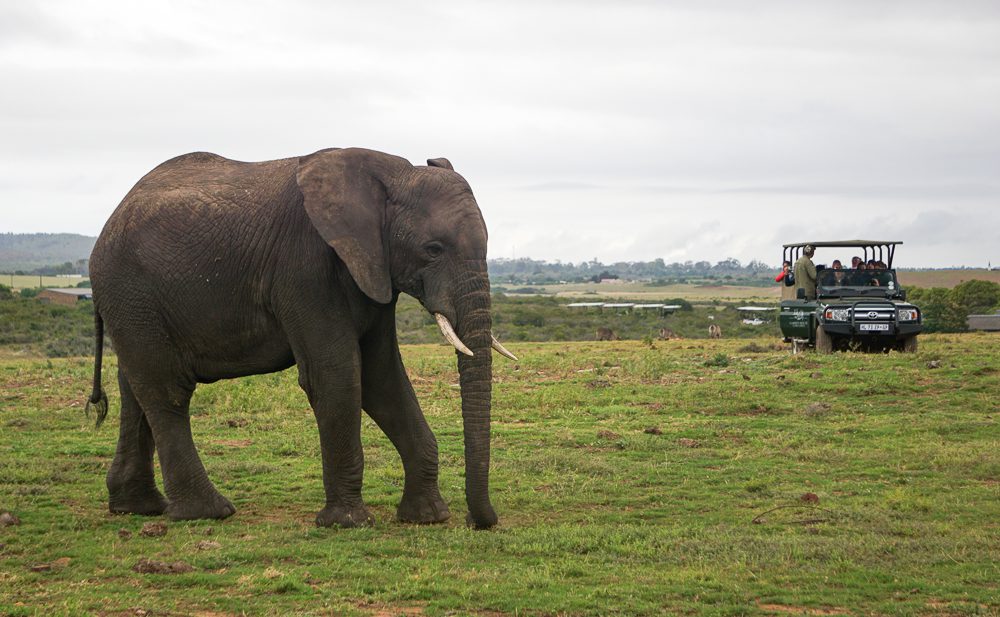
xmin=84 ymin=148 xmax=516 ymax=530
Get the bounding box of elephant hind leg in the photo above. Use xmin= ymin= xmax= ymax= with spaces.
xmin=107 ymin=366 xmax=167 ymax=515
xmin=125 ymin=368 xmax=235 ymax=521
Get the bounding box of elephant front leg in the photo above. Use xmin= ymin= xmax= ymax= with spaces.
xmin=361 ymin=323 xmax=449 ymax=525
xmin=299 ymin=357 xmax=373 ymax=528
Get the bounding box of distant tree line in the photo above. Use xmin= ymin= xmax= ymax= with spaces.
xmin=0 ymin=233 xmax=96 ymax=272
xmin=488 ymin=257 xmax=773 ymax=284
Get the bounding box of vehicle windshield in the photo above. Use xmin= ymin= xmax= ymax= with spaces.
xmin=818 ymin=268 xmax=898 ymax=295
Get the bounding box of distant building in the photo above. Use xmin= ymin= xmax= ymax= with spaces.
xmin=36 ymin=288 xmax=93 ymax=306
xmin=967 ymin=312 xmax=1000 ymax=332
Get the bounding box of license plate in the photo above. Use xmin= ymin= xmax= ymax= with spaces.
xmin=859 ymin=323 xmax=890 ymax=331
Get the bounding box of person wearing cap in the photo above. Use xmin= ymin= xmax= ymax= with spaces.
xmin=793 ymin=245 xmax=817 ymax=300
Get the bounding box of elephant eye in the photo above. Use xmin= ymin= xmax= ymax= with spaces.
xmin=424 ymin=241 xmax=445 ymax=259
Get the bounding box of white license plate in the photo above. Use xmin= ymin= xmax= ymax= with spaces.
xmin=859 ymin=323 xmax=890 ymax=331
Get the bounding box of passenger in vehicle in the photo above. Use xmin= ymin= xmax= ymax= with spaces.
xmin=872 ymin=261 xmax=892 ymax=287
xmin=831 ymin=260 xmax=846 ymax=286
xmin=865 ymin=260 xmax=884 ymax=286
xmin=849 ymin=261 xmax=870 ymax=286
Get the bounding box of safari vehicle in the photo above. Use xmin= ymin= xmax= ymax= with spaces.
xmin=779 ymin=240 xmax=922 ymax=353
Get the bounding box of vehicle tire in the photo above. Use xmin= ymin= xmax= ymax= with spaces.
xmin=901 ymin=335 xmax=918 ymax=353
xmin=815 ymin=325 xmax=833 ymax=354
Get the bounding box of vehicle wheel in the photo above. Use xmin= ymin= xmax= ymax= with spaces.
xmin=815 ymin=325 xmax=833 ymax=354
xmin=901 ymin=335 xmax=918 ymax=353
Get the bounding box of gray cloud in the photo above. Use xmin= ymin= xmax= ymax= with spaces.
xmin=1 ymin=1 xmax=999 ymax=267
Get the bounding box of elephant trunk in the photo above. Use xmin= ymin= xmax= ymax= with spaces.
xmin=454 ymin=267 xmax=497 ymax=529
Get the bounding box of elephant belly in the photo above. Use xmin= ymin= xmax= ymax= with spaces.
xmin=189 ymin=330 xmax=295 ymax=383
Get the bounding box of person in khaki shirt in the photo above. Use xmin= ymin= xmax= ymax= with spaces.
xmin=793 ymin=245 xmax=817 ymax=300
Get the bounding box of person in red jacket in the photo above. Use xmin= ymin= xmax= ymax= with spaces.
xmin=775 ymin=261 xmax=792 ymax=283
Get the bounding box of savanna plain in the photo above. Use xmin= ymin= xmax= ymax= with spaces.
xmin=1 ymin=317 xmax=998 ymax=615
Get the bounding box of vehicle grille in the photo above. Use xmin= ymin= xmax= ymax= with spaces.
xmin=850 ymin=304 xmax=896 ymax=321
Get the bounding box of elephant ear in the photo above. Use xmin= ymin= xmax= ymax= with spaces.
xmin=296 ymin=148 xmax=408 ymax=304
xmin=426 ymin=157 xmax=454 ymax=171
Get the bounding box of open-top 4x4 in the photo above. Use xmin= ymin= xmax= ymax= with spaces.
xmin=779 ymin=240 xmax=922 ymax=353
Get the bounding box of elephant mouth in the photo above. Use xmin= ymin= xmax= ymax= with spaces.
xmin=433 ymin=313 xmax=517 ymax=361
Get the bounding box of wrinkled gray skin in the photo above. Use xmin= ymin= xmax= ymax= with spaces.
xmin=88 ymin=148 xmax=498 ymax=529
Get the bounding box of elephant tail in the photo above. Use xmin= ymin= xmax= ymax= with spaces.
xmin=85 ymin=310 xmax=109 ymax=428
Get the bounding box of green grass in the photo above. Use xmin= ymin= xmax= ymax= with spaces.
xmin=0 ymin=295 xmax=778 ymax=359
xmin=1 ymin=336 xmax=999 ymax=616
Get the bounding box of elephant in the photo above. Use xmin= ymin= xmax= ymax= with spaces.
xmin=83 ymin=147 xmax=516 ymax=530
xmin=595 ymin=327 xmax=618 ymax=341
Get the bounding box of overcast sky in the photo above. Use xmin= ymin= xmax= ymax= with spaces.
xmin=2 ymin=1 xmax=998 ymax=267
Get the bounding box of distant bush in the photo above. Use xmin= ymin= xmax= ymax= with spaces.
xmin=0 ymin=297 xmax=96 ymax=357
xmin=907 ymin=279 xmax=1000 ymax=332
xmin=950 ymin=280 xmax=1000 ymax=315
xmin=18 ymin=287 xmax=40 ymax=298
xmin=0 ymin=284 xmax=13 ymax=301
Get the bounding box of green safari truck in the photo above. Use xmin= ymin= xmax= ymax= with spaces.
xmin=779 ymin=240 xmax=922 ymax=353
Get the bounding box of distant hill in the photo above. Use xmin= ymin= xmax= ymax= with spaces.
xmin=0 ymin=233 xmax=97 ymax=273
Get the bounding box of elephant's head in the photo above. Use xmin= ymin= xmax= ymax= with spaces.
xmin=296 ymin=148 xmax=514 ymax=529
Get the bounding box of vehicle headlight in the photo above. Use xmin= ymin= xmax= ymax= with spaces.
xmin=898 ymin=308 xmax=919 ymax=321
xmin=824 ymin=308 xmax=850 ymax=321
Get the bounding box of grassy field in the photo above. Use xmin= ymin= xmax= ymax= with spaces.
xmin=897 ymin=269 xmax=1000 ymax=289
xmin=506 ymin=282 xmax=780 ymax=302
xmin=497 ymin=270 xmax=1000 ymax=302
xmin=1 ymin=335 xmax=998 ymax=615
xmin=1 ymin=275 xmax=88 ymax=290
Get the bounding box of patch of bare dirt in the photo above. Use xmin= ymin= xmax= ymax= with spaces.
xmin=132 ymin=558 xmax=194 ymax=574
xmin=30 ymin=557 xmax=71 ymax=572
xmin=0 ymin=512 xmax=20 ymax=526
xmin=800 ymin=492 xmax=820 ymax=504
xmin=757 ymin=603 xmax=848 ymax=615
xmin=643 ymin=426 xmax=663 ymax=435
xmin=804 ymin=402 xmax=832 ymax=416
xmin=596 ymin=430 xmax=620 ymax=440
xmin=212 ymin=439 xmax=252 ymax=448
xmin=677 ymin=438 xmax=700 ymax=448
xmin=140 ymin=522 xmax=168 ymax=537
xmin=194 ymin=540 xmax=221 ymax=551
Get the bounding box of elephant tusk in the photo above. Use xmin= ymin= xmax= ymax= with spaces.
xmin=491 ymin=335 xmax=518 ymax=361
xmin=435 ymin=313 xmax=474 ymax=356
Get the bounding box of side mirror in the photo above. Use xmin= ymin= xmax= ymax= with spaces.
xmin=898 ymin=289 xmax=907 ymax=301
xmin=796 ymin=288 xmax=806 ymax=300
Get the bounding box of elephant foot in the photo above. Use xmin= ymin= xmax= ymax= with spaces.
xmin=109 ymin=488 xmax=168 ymax=516
xmin=316 ymin=502 xmax=374 ymax=528
xmin=466 ymin=504 xmax=499 ymax=530
xmin=397 ymin=490 xmax=450 ymax=524
xmin=164 ymin=492 xmax=236 ymax=521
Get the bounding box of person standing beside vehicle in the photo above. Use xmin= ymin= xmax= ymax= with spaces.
xmin=776 ymin=260 xmax=796 ymax=299
xmin=794 ymin=245 xmax=817 ymax=300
